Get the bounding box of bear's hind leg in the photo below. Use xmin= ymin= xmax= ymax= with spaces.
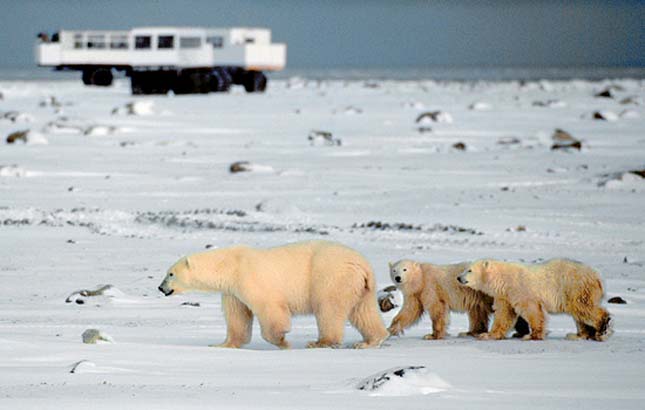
xmin=308 ymin=305 xmax=347 ymax=348
xmin=460 ymin=304 xmax=490 ymax=337
xmin=211 ymin=294 xmax=254 ymax=348
xmin=349 ymin=294 xmax=389 ymax=349
xmin=257 ymin=304 xmax=292 ymax=349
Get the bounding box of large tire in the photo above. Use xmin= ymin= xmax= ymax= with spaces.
xmin=130 ymin=72 xmax=143 ymax=95
xmin=131 ymin=71 xmax=173 ymax=95
xmin=210 ymin=68 xmax=232 ymax=92
xmin=174 ymin=71 xmax=210 ymax=94
xmin=82 ymin=69 xmax=93 ymax=85
xmin=243 ymin=71 xmax=267 ymax=93
xmin=91 ymin=68 xmax=113 ymax=86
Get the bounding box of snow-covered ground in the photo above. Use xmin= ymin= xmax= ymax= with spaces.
xmin=1 ymin=74 xmax=644 ymax=409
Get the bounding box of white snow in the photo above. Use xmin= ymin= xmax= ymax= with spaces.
xmin=0 ymin=75 xmax=644 ymax=409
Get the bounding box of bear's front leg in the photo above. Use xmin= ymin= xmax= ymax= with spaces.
xmin=514 ymin=300 xmax=546 ymax=340
xmin=479 ymin=298 xmax=516 ymax=340
xmin=423 ymin=301 xmax=448 ymax=340
xmin=387 ymin=295 xmax=423 ymax=336
xmin=257 ymin=304 xmax=292 ymax=349
xmin=210 ymin=294 xmax=254 ymax=348
xmin=566 ymin=320 xmax=596 ymax=341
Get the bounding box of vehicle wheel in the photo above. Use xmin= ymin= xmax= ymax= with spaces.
xmin=210 ymin=69 xmax=232 ymax=92
xmin=82 ymin=69 xmax=93 ymax=85
xmin=130 ymin=72 xmax=144 ymax=94
xmin=196 ymin=72 xmax=210 ymax=94
xmin=243 ymin=71 xmax=267 ymax=93
xmin=91 ymin=68 xmax=113 ymax=86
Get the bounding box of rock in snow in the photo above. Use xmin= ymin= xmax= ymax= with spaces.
xmin=592 ymin=111 xmax=619 ymax=122
xmin=308 ymin=130 xmax=341 ymax=146
xmin=468 ymin=101 xmax=492 ymax=111
xmin=6 ymin=129 xmax=48 ymax=145
xmin=415 ymin=111 xmax=453 ymax=124
xmin=82 ymin=329 xmax=114 ymax=344
xmin=229 ymin=161 xmax=274 ymax=174
xmin=112 ymin=100 xmax=155 ymax=116
xmin=356 ymin=366 xmax=451 ymax=396
xmin=0 ymin=164 xmax=27 ymax=177
xmin=377 ymin=286 xmax=399 ymax=313
xmin=69 ymin=360 xmax=96 ymax=374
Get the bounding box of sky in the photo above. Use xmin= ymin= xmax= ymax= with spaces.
xmin=1 ymin=0 xmax=643 ymax=68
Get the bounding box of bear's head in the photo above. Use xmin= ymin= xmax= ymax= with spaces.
xmin=389 ymin=260 xmax=423 ymax=293
xmin=457 ymin=260 xmax=492 ymax=291
xmin=158 ymin=256 xmax=195 ymax=296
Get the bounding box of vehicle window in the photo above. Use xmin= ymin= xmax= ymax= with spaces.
xmin=158 ymin=35 xmax=174 ymax=49
xmin=179 ymin=37 xmax=201 ymax=49
xmin=87 ymin=34 xmax=106 ymax=49
xmin=73 ymin=33 xmax=83 ymax=49
xmin=110 ymin=34 xmax=128 ymax=49
xmin=206 ymin=36 xmax=223 ymax=48
xmin=135 ymin=36 xmax=151 ymax=49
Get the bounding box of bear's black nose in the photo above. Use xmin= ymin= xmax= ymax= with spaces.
xmin=395 ymin=276 xmax=402 ymax=283
xmin=158 ymin=286 xmax=164 ymax=293
xmin=457 ymin=276 xmax=466 ymax=284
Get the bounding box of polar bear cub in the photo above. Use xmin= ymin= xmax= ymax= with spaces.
xmin=387 ymin=260 xmax=497 ymax=339
xmin=458 ymin=258 xmax=612 ymax=341
xmin=158 ymin=240 xmax=389 ymax=349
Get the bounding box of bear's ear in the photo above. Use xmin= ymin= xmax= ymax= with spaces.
xmin=483 ymin=260 xmax=489 ymax=269
xmin=184 ymin=257 xmax=192 ymax=269
xmin=388 ymin=262 xmax=393 ymax=270
xmin=413 ymin=261 xmax=421 ymax=270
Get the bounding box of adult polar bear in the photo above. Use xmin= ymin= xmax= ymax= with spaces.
xmin=158 ymin=240 xmax=389 ymax=349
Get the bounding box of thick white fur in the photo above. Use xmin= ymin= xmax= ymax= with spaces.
xmin=159 ymin=240 xmax=389 ymax=349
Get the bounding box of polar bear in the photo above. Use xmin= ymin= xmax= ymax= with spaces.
xmin=158 ymin=240 xmax=389 ymax=349
xmin=387 ymin=260 xmax=529 ymax=339
xmin=457 ymin=258 xmax=612 ymax=341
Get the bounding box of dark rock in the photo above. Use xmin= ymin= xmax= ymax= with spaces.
xmin=551 ymin=141 xmax=582 ymax=151
xmin=497 ymin=137 xmax=521 ymax=145
xmin=594 ymin=89 xmax=613 ymax=98
xmin=607 ymin=296 xmax=627 ymax=304
xmin=592 ymin=111 xmax=618 ymax=121
xmin=628 ymin=169 xmax=645 ymax=179
xmin=308 ymin=130 xmax=341 ymax=146
xmin=552 ymin=129 xmax=576 ymax=142
xmin=452 ymin=142 xmax=466 ymax=151
xmin=6 ymin=130 xmax=28 ymax=144
xmin=181 ymin=302 xmax=201 ymax=307
xmin=229 ymin=161 xmax=251 ymax=173
xmin=415 ymin=111 xmax=452 ymax=124
xmin=378 ymin=289 xmax=397 ymax=313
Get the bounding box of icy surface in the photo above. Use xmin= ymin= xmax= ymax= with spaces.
xmin=0 ymin=76 xmax=644 ymax=409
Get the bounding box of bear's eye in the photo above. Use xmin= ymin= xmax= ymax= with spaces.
xmin=169 ymin=273 xmax=174 ymax=277
xmin=403 ymin=268 xmax=407 ymax=272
